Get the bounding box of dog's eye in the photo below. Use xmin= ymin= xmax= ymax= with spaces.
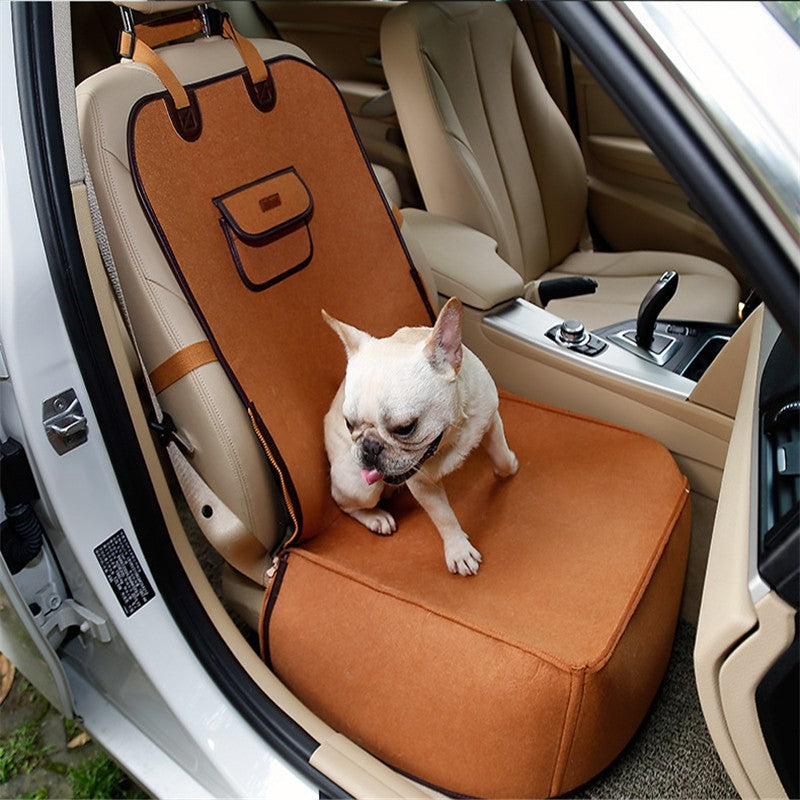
xmin=392 ymin=420 xmax=417 ymax=438
xmin=344 ymin=417 xmax=355 ymax=433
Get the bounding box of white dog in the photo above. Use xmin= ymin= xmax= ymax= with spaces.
xmin=323 ymin=297 xmax=518 ymax=575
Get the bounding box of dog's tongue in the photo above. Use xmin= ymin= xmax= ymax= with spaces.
xmin=361 ymin=468 xmax=385 ymax=486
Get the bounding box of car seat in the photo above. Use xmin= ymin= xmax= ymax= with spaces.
xmin=76 ymin=4 xmax=691 ymax=796
xmin=381 ymin=1 xmax=741 ymax=330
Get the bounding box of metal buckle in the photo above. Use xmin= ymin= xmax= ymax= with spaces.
xmin=117 ymin=29 xmax=136 ymax=60
xmin=199 ymin=4 xmax=224 ymax=37
xmin=149 ymin=413 xmax=194 ymax=454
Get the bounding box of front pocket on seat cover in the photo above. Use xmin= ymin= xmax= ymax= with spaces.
xmin=214 ymin=166 xmax=313 ymax=291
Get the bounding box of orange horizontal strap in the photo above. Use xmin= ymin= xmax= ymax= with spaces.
xmin=121 ymin=31 xmax=192 ymax=109
xmin=222 ymin=16 xmax=268 ymax=85
xmin=135 ymin=14 xmax=204 ymax=49
xmin=149 ymin=341 xmax=217 ymax=394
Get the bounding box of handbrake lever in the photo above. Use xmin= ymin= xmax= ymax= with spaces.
xmin=536 ymin=276 xmax=598 ymax=308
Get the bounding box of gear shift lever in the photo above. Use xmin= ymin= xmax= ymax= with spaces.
xmin=636 ymin=271 xmax=678 ymax=350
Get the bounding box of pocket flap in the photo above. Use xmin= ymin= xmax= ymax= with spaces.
xmin=213 ymin=167 xmax=312 ymax=243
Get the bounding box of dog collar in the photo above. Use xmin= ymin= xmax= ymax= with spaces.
xmin=383 ymin=430 xmax=445 ymax=486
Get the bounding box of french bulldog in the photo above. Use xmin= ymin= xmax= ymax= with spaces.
xmin=322 ymin=297 xmax=518 ymax=576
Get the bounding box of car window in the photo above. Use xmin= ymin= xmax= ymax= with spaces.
xmin=625 ymin=1 xmax=800 ymax=235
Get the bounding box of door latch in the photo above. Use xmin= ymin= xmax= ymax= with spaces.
xmin=42 ymin=389 xmax=88 ymax=455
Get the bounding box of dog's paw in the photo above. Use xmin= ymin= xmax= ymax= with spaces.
xmin=444 ymin=535 xmax=482 ymax=576
xmin=351 ymin=507 xmax=397 ymax=536
xmin=494 ymin=450 xmax=519 ymax=478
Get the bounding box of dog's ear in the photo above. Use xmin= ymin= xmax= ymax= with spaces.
xmin=424 ymin=296 xmax=463 ymax=377
xmin=322 ymin=309 xmax=371 ymax=359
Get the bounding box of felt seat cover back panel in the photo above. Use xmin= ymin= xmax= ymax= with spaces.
xmin=128 ymin=57 xmax=433 ymax=542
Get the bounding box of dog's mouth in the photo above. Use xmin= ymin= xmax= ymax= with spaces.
xmin=360 ymin=431 xmax=445 ymax=486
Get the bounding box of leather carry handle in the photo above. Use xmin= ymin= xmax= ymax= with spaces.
xmin=119 ymin=8 xmax=273 ymax=118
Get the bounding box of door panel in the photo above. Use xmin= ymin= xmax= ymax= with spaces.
xmin=571 ymin=57 xmax=739 ymax=274
xmin=695 ymin=312 xmax=797 ymax=800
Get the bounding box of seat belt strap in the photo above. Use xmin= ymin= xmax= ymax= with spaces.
xmin=81 ymin=152 xmax=271 ymax=586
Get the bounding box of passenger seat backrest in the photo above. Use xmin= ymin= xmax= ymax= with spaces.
xmin=78 ymin=22 xmax=313 ymax=582
xmin=381 ymin=1 xmax=588 ymax=283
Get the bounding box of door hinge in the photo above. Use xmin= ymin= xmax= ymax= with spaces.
xmin=36 ymin=595 xmax=111 ymax=644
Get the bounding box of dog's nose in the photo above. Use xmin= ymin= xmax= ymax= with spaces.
xmin=361 ymin=437 xmax=384 ymax=466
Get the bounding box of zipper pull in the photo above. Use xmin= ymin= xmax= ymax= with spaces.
xmin=265 ymin=555 xmax=281 ymax=581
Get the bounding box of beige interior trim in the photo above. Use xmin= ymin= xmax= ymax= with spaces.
xmin=354 ymin=116 xmax=417 ymax=204
xmin=587 ymin=135 xmax=674 ymax=183
xmin=694 ymin=305 xmax=782 ymax=799
xmin=719 ymin=591 xmax=794 ymax=800
xmin=309 ymin=734 xmax=441 ymax=799
xmin=221 ymin=565 xmax=263 ymax=630
xmin=337 ymin=79 xmax=389 ymax=117
xmin=690 ymin=307 xmax=758 ymax=418
xmin=587 ymin=177 xmax=740 ymax=274
xmin=681 ymin=492 xmax=717 ymax=626
xmin=72 ymin=182 xmax=436 ymax=799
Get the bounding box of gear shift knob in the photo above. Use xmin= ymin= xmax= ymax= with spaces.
xmin=636 ymin=271 xmax=678 ymax=350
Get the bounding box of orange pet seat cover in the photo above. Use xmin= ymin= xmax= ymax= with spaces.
xmin=127 ymin=16 xmax=690 ymax=798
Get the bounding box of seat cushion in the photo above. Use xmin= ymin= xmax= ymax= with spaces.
xmin=543 ymin=249 xmax=741 ymax=330
xmin=264 ymin=393 xmax=691 ymax=798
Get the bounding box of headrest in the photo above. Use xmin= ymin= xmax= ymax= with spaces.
xmin=114 ymin=1 xmax=201 ymax=14
xmin=432 ymin=2 xmax=485 ymax=21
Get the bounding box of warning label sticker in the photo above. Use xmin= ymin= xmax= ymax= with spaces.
xmin=94 ymin=530 xmax=155 ymax=617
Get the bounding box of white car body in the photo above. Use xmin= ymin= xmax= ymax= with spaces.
xmin=1 ymin=2 xmax=797 ymax=798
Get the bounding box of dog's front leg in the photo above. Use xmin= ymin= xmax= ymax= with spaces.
xmin=330 ymin=473 xmax=396 ymax=536
xmin=482 ymin=410 xmax=519 ymax=478
xmin=406 ymin=474 xmax=481 ymax=576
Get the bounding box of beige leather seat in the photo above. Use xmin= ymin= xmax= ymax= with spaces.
xmin=76 ymin=6 xmax=433 ymax=622
xmin=381 ymin=1 xmax=741 ymax=330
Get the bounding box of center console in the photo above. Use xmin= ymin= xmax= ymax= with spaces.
xmin=483 ymin=269 xmax=739 ymax=395
xmin=593 ymin=318 xmax=738 ymax=381
xmin=483 ymin=299 xmax=727 ymax=401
